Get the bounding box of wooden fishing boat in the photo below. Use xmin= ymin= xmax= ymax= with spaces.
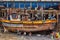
xmin=0 ymin=8 xmax=57 ymax=32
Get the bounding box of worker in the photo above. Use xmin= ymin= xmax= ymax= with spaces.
xmin=50 ymin=32 xmax=55 ymax=40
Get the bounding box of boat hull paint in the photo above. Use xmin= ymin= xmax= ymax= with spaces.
xmin=3 ymin=23 xmax=54 ymax=32
xmin=1 ymin=20 xmax=56 ymax=32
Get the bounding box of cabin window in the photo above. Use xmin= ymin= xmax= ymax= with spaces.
xmin=0 ymin=12 xmax=2 ymax=17
xmin=58 ymin=15 xmax=60 ymax=22
xmin=2 ymin=13 xmax=7 ymax=18
xmin=28 ymin=13 xmax=42 ymax=21
xmin=12 ymin=13 xmax=18 ymax=19
xmin=43 ymin=14 xmax=48 ymax=20
xmin=48 ymin=13 xmax=56 ymax=20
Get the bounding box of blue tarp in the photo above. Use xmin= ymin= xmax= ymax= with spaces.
xmin=15 ymin=2 xmax=19 ymax=8
xmin=25 ymin=2 xmax=30 ymax=9
xmin=19 ymin=2 xmax=25 ymax=8
xmin=0 ymin=2 xmax=59 ymax=9
xmin=32 ymin=2 xmax=37 ymax=9
xmin=38 ymin=2 xmax=44 ymax=8
xmin=7 ymin=2 xmax=12 ymax=8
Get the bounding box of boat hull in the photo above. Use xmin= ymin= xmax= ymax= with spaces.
xmin=1 ymin=20 xmax=56 ymax=32
xmin=3 ymin=23 xmax=54 ymax=32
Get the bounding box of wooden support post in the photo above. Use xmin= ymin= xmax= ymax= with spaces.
xmin=4 ymin=27 xmax=8 ymax=33
xmin=29 ymin=32 xmax=32 ymax=36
